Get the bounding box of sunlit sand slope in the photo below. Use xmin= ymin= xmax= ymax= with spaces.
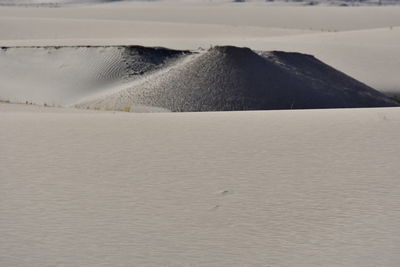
xmin=0 ymin=46 xmax=187 ymax=105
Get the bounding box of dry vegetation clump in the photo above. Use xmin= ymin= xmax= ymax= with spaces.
xmin=121 ymin=106 xmax=131 ymax=112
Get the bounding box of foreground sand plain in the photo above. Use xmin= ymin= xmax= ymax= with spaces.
xmin=1 ymin=103 xmax=400 ymax=266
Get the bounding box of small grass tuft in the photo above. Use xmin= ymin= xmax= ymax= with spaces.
xmin=122 ymin=106 xmax=131 ymax=113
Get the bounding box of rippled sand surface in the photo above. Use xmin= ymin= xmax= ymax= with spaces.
xmin=1 ymin=104 xmax=399 ymax=266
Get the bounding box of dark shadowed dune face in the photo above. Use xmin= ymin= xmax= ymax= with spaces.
xmin=77 ymin=45 xmax=398 ymax=112
xmin=121 ymin=46 xmax=190 ymax=78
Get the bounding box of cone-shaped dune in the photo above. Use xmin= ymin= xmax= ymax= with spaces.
xmin=77 ymin=46 xmax=398 ymax=112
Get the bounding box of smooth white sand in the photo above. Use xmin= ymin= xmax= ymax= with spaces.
xmin=0 ymin=47 xmax=130 ymax=105
xmin=2 ymin=5 xmax=400 ymax=31
xmin=1 ymin=103 xmax=400 ymax=266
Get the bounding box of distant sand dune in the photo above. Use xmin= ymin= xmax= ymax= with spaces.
xmin=77 ymin=46 xmax=398 ymax=112
xmin=0 ymin=45 xmax=397 ymax=111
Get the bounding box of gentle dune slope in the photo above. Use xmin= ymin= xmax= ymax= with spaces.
xmin=0 ymin=17 xmax=313 ymax=43
xmin=2 ymin=5 xmax=400 ymax=31
xmin=77 ymin=46 xmax=398 ymax=112
xmin=0 ymin=46 xmax=186 ymax=105
xmin=1 ymin=104 xmax=399 ymax=266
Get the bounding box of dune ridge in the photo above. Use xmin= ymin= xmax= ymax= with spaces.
xmin=77 ymin=45 xmax=398 ymax=112
xmin=0 ymin=45 xmax=397 ymax=112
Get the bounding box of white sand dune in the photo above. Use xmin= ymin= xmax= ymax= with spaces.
xmin=1 ymin=5 xmax=399 ymax=93
xmin=0 ymin=47 xmax=126 ymax=105
xmin=0 ymin=46 xmax=186 ymax=105
xmin=77 ymin=46 xmax=397 ymax=112
xmin=1 ymin=103 xmax=400 ymax=266
xmin=2 ymin=45 xmax=396 ymax=110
